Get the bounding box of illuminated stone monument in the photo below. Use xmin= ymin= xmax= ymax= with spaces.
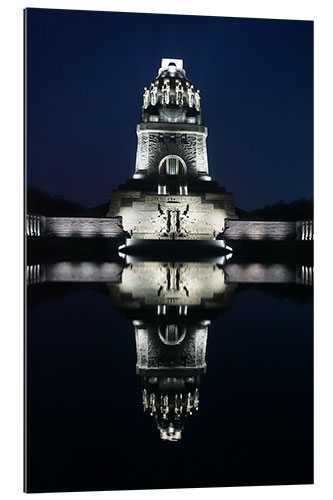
xmin=27 ymin=59 xmax=312 ymax=243
xmin=108 ymin=58 xmax=237 ymax=240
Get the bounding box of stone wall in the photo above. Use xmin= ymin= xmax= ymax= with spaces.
xmin=43 ymin=216 xmax=124 ymax=238
xmin=27 ymin=213 xmax=312 ymax=241
xmin=296 ymin=220 xmax=314 ymax=241
xmin=108 ymin=191 xmax=237 ymax=240
xmin=223 ymin=219 xmax=297 ymax=240
xmin=135 ymin=130 xmax=149 ymax=173
xmin=135 ymin=126 xmax=209 ymax=177
xmin=26 ymin=214 xmax=46 ymax=236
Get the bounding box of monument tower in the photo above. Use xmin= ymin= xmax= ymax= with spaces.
xmin=108 ymin=58 xmax=237 ymax=240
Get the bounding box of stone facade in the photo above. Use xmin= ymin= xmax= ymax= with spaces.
xmin=108 ymin=192 xmax=237 ymax=239
xmin=43 ymin=216 xmax=124 ymax=238
xmin=135 ymin=125 xmax=209 ymax=178
xmin=108 ymin=58 xmax=238 ymax=240
xmin=223 ymin=219 xmax=297 ymax=240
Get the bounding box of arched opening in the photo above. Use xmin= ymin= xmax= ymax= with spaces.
xmin=158 ymin=155 xmax=188 ymax=195
xmin=158 ymin=324 xmax=187 ymax=346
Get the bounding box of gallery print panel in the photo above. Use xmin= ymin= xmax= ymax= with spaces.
xmin=25 ymin=8 xmax=313 ymax=493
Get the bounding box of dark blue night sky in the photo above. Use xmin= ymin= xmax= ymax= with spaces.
xmin=26 ymin=8 xmax=313 ymax=211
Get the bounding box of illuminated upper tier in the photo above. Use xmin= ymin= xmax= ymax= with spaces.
xmin=141 ymin=58 xmax=203 ymax=125
xmin=134 ymin=58 xmax=210 ymax=181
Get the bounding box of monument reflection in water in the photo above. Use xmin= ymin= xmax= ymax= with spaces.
xmin=108 ymin=258 xmax=236 ymax=441
xmin=27 ymin=254 xmax=312 ymax=451
xmin=26 ymin=250 xmax=313 ymax=492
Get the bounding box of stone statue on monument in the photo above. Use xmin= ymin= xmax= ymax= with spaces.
xmin=143 ymin=87 xmax=150 ymax=109
xmin=150 ymin=83 xmax=158 ymax=106
xmin=162 ymin=81 xmax=170 ymax=105
xmin=194 ymin=90 xmax=201 ymax=111
xmin=188 ymin=85 xmax=195 ymax=108
xmin=176 ymin=81 xmax=183 ymax=105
